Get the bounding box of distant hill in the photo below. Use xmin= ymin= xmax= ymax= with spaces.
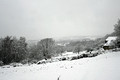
xmin=27 ymin=36 xmax=102 ymax=46
xmin=27 ymin=40 xmax=39 ymax=47
xmin=54 ymin=36 xmax=102 ymax=42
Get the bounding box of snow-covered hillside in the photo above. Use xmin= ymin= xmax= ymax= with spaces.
xmin=0 ymin=51 xmax=120 ymax=80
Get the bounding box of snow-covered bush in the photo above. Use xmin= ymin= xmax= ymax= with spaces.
xmin=21 ymin=59 xmax=29 ymax=64
xmin=30 ymin=60 xmax=38 ymax=64
xmin=37 ymin=59 xmax=46 ymax=64
xmin=10 ymin=63 xmax=22 ymax=67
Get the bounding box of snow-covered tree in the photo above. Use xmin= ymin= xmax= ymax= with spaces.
xmin=114 ymin=19 xmax=120 ymax=37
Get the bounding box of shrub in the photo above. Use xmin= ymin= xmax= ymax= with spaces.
xmin=0 ymin=61 xmax=3 ymax=66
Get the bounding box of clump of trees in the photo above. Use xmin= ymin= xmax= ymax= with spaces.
xmin=113 ymin=19 xmax=120 ymax=48
xmin=28 ymin=38 xmax=55 ymax=60
xmin=28 ymin=38 xmax=66 ymax=60
xmin=114 ymin=19 xmax=120 ymax=37
xmin=65 ymin=39 xmax=105 ymax=54
xmin=0 ymin=37 xmax=57 ymax=65
xmin=0 ymin=36 xmax=27 ymax=64
xmin=0 ymin=37 xmax=66 ymax=65
xmin=54 ymin=45 xmax=65 ymax=55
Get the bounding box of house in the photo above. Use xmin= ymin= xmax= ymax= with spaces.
xmin=103 ymin=36 xmax=117 ymax=50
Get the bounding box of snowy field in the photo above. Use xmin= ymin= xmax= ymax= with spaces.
xmin=0 ymin=51 xmax=120 ymax=80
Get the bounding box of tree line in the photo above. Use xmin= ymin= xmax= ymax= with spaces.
xmin=0 ymin=37 xmax=65 ymax=65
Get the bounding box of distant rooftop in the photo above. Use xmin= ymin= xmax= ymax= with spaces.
xmin=106 ymin=36 xmax=117 ymax=41
xmin=104 ymin=36 xmax=117 ymax=46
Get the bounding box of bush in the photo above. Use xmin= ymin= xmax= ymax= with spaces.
xmin=10 ymin=63 xmax=22 ymax=67
xmin=21 ymin=59 xmax=29 ymax=64
xmin=30 ymin=60 xmax=38 ymax=64
xmin=0 ymin=61 xmax=3 ymax=66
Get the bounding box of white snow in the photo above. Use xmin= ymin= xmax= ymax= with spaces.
xmin=104 ymin=36 xmax=117 ymax=46
xmin=0 ymin=51 xmax=120 ymax=80
xmin=106 ymin=36 xmax=117 ymax=41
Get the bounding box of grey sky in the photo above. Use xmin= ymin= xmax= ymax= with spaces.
xmin=0 ymin=0 xmax=120 ymax=40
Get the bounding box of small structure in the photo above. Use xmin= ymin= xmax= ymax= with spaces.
xmin=37 ymin=59 xmax=46 ymax=64
xmin=103 ymin=36 xmax=117 ymax=50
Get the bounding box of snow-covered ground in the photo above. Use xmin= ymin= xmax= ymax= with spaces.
xmin=0 ymin=51 xmax=120 ymax=80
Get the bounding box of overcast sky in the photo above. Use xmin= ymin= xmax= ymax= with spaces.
xmin=0 ymin=0 xmax=120 ymax=40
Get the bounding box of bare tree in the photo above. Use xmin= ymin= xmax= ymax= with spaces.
xmin=37 ymin=38 xmax=55 ymax=59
